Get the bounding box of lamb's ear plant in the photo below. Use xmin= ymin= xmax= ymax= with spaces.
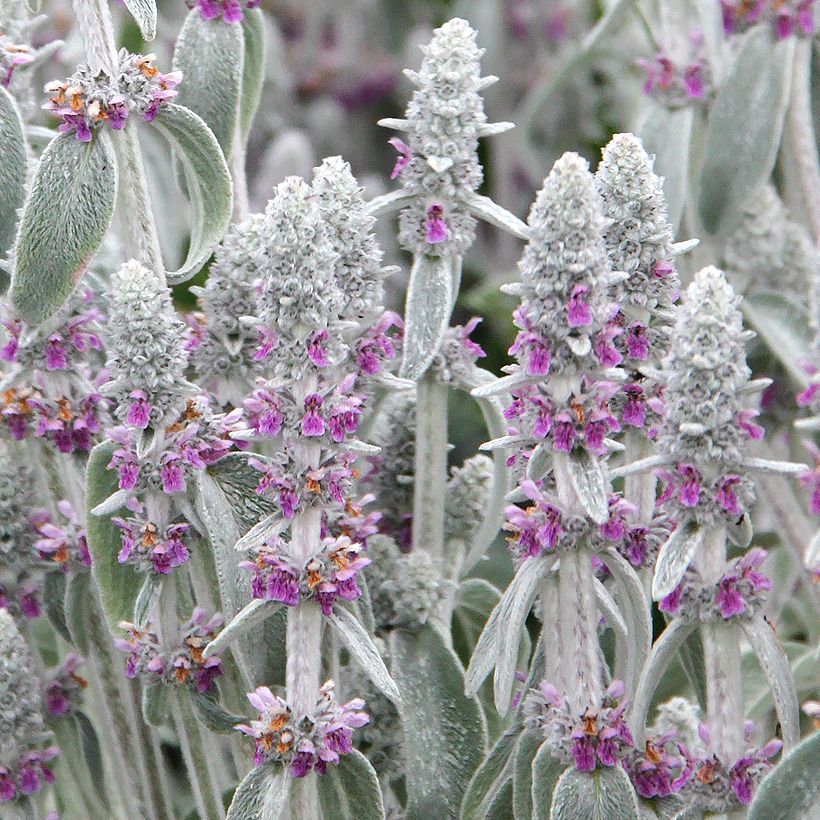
xmin=0 ymin=3 xmax=817 ymax=819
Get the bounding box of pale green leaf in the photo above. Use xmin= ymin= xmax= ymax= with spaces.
xmin=122 ymin=0 xmax=156 ymax=40
xmin=239 ymin=9 xmax=266 ymax=142
xmin=460 ymin=725 xmax=520 ymax=819
xmin=227 ymin=765 xmax=290 ymax=820
xmin=317 ymin=750 xmax=385 ymax=820
xmin=531 ymin=744 xmax=565 ymax=820
xmin=0 ymin=85 xmax=26 ymax=260
xmin=550 ymin=766 xmax=639 ymax=820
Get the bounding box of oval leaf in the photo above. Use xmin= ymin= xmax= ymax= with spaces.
xmin=317 ymin=750 xmax=385 ymax=820
xmin=85 ymin=441 xmax=142 ymax=628
xmin=697 ymin=27 xmax=795 ymax=234
xmin=173 ymin=10 xmax=243 ymax=158
xmin=151 ymin=103 xmax=232 ymax=284
xmin=390 ymin=623 xmax=487 ymax=818
xmin=399 ymin=253 xmax=455 ymax=380
xmin=142 ymin=680 xmax=169 ymax=727
xmin=122 ymin=0 xmax=157 ymax=40
xmin=747 ymin=731 xmax=820 ymax=820
xmin=10 ymin=132 xmax=117 ymax=325
xmin=227 ymin=765 xmax=290 ymax=820
xmin=550 ymin=766 xmax=639 ymax=820
xmin=65 ymin=570 xmax=92 ymax=654
xmin=531 ymin=744 xmax=565 ymax=820
xmin=652 ymin=520 xmax=704 ymax=601
xmin=0 ymin=85 xmax=26 ymax=261
xmin=74 ymin=710 xmax=106 ymax=795
xmin=239 ymin=9 xmax=266 ymax=142
xmin=42 ymin=570 xmax=71 ymax=644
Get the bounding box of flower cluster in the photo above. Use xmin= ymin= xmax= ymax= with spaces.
xmin=523 ymin=679 xmax=633 ymax=771
xmin=659 ymin=548 xmax=771 ymax=621
xmin=625 ymin=734 xmax=693 ymax=799
xmin=44 ymin=50 xmax=180 ymax=141
xmin=637 ymin=32 xmax=711 ymax=108
xmin=0 ymin=32 xmax=33 ymax=88
xmin=32 ymin=501 xmax=92 ymax=574
xmin=599 ymin=496 xmax=673 ymax=569
xmin=0 ymin=609 xmax=58 ymax=804
xmin=114 ymin=608 xmax=224 ymax=692
xmin=241 ymin=534 xmax=369 ymax=615
xmin=112 ymin=513 xmax=191 ymax=575
xmin=430 ymin=318 xmax=487 ymax=389
xmin=386 ymin=18 xmax=495 ymax=256
xmin=187 ymin=0 xmax=260 ymax=24
xmin=43 ymin=653 xmax=87 ymax=717
xmin=720 ymin=0 xmax=816 ymax=39
xmin=656 ymin=465 xmax=757 ymax=525
xmin=235 ymin=680 xmax=369 ymax=777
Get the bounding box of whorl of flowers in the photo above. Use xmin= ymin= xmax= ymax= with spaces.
xmin=240 ymin=533 xmax=370 ymax=615
xmin=44 ymin=50 xmax=181 ymax=141
xmin=102 ymin=261 xmax=192 ymax=428
xmin=0 ymin=31 xmax=33 ymax=88
xmin=659 ymin=547 xmax=771 ymax=621
xmin=32 ymin=500 xmax=92 ymax=574
xmin=312 ymin=157 xmax=387 ymax=322
xmin=0 ymin=288 xmax=106 ymax=453
xmin=0 ymin=609 xmax=58 ymax=803
xmin=723 ymin=184 xmax=816 ymax=296
xmin=599 ymin=495 xmax=673 ymax=569
xmin=114 ymin=608 xmax=223 ymax=692
xmin=235 ymin=680 xmax=369 ymax=777
xmin=255 ymin=177 xmax=346 ymax=380
xmin=444 ymin=454 xmax=493 ymax=543
xmin=596 ymin=133 xmax=679 ymax=367
xmin=388 ymin=18 xmax=494 ymax=256
xmin=112 ymin=513 xmax=192 ymax=575
xmin=659 ymin=267 xmax=759 ymax=470
xmin=365 ymin=534 xmax=442 ymax=629
xmin=187 ymin=0 xmax=260 ymax=24
xmin=187 ymin=214 xmax=266 ymax=395
xmin=43 ymin=653 xmax=87 ymax=717
xmin=523 ymin=679 xmax=634 ymax=772
xmin=720 ymin=0 xmax=816 ymax=39
xmin=430 ymin=317 xmax=487 ymax=389
xmin=637 ymin=32 xmax=711 ymax=109
xmin=511 ymin=152 xmax=614 ymax=379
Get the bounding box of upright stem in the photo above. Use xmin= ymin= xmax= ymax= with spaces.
xmin=624 ymin=429 xmax=655 ymax=523
xmin=230 ymin=128 xmax=250 ymax=223
xmin=412 ymin=373 xmax=448 ymax=565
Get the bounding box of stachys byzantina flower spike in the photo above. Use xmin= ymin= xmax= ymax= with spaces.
xmin=376 ymin=18 xmax=525 ymax=256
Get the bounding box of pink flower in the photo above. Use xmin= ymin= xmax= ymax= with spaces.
xmin=126 ymin=391 xmax=152 ymax=429
xmin=425 ymin=204 xmax=447 ymax=244
xmin=625 ymin=323 xmax=649 ymax=360
xmin=389 ymin=137 xmax=412 ymax=179
xmin=677 ymin=464 xmax=701 ymax=507
xmin=566 ymin=284 xmax=592 ymax=328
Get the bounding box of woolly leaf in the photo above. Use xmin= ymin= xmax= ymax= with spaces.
xmin=399 ymin=253 xmax=455 ymax=380
xmin=203 ymin=599 xmax=282 ymax=659
xmin=64 ymin=570 xmax=92 ymax=654
xmin=74 ymin=710 xmax=105 ymax=795
xmin=0 ymin=85 xmax=26 ymax=261
xmin=152 ymin=104 xmax=232 ymax=284
xmin=85 ymin=441 xmax=142 ymax=628
xmin=42 ymin=571 xmax=71 ymax=645
xmin=227 ymin=765 xmax=290 ymax=820
xmin=698 ymin=27 xmax=794 ymax=234
xmin=460 ymin=724 xmax=520 ymax=818
xmin=133 ymin=572 xmax=163 ymax=628
xmin=316 ymin=750 xmax=385 ymax=820
xmin=568 ymin=448 xmax=609 ymax=524
xmin=329 ymin=607 xmax=401 ymax=705
xmin=512 ymin=732 xmax=541 ymax=819
xmin=173 ymin=10 xmax=243 ymax=158
xmin=390 ymin=623 xmax=487 ymax=818
xmin=142 ymin=681 xmax=169 ymax=727
xmin=652 ymin=520 xmax=704 ymax=601
xmin=549 ymin=765 xmax=639 ymax=820
xmin=122 ymin=0 xmax=157 ymax=40
xmin=239 ymin=9 xmax=266 ymax=142
xmin=747 ymin=731 xmax=820 ymax=820
xmin=191 ymin=691 xmax=246 ymax=734
xmin=10 ymin=132 xmax=117 ymax=325
xmin=530 ymin=744 xmax=565 ymax=820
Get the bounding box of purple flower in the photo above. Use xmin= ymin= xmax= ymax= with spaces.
xmin=301 ymin=394 xmax=326 ymax=437
xmin=677 ymin=464 xmax=701 ymax=507
xmin=126 ymin=390 xmax=152 ymax=429
xmin=622 ymin=384 xmax=647 ymax=427
xmin=566 ymin=284 xmax=592 ymax=328
xmin=624 ymin=323 xmax=649 ymax=360
xmin=425 ymin=204 xmax=447 ymax=244
xmin=389 ymin=137 xmax=412 ymax=179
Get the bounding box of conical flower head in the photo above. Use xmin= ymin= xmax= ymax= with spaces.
xmin=660 ymin=266 xmax=753 ymax=466
xmin=103 ymin=260 xmax=190 ymax=426
xmin=514 ymin=152 xmax=613 ymax=378
xmin=0 ymin=609 xmax=43 ymax=761
xmin=256 ymin=176 xmax=345 ymax=379
xmin=312 ymin=157 xmax=385 ymax=321
xmin=597 ymin=133 xmax=678 ymax=314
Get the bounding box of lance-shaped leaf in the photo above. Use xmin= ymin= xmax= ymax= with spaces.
xmin=203 ymin=599 xmax=281 ymax=659
xmin=74 ymin=710 xmax=105 ymax=797
xmin=652 ymin=520 xmax=704 ymax=601
xmin=133 ymin=572 xmax=163 ymax=628
xmin=227 ymin=765 xmax=290 ymax=820
xmin=593 ymin=578 xmax=631 ymax=691
xmin=461 ymin=726 xmax=521 ymax=819
xmin=530 ymin=744 xmax=565 ymax=820
xmin=549 ymin=766 xmax=640 ymax=820
xmin=328 ymin=607 xmax=401 ymax=705
xmin=42 ymin=571 xmax=71 ymax=645
xmin=741 ymin=618 xmax=800 ymax=750
xmin=462 ymin=191 xmax=529 ymax=239
xmin=512 ymin=733 xmax=541 ymax=820
xmin=152 ymin=104 xmax=232 ymax=284
xmin=390 ymin=624 xmax=487 ymax=818
xmin=747 ymin=731 xmax=820 ymax=820
xmin=637 ymin=103 xmax=693 ymax=233
xmin=399 ymin=253 xmax=454 ymax=380
xmin=64 ymin=570 xmax=92 ymax=654
xmin=122 ymin=0 xmax=157 ymax=40
xmin=85 ymin=441 xmax=142 ymax=629
xmin=10 ymin=132 xmax=117 ymax=325
xmin=697 ymin=26 xmax=795 ymax=234
xmin=628 ymin=619 xmax=697 ymax=745
xmin=568 ymin=447 xmax=609 ymax=524
xmin=191 ymin=691 xmax=246 ymax=734
xmin=174 ymin=10 xmax=243 ymax=158
xmin=239 ymin=10 xmax=266 ymax=143
xmin=0 ymin=85 xmax=26 ymax=261
xmin=142 ymin=681 xmax=169 ymax=727
xmin=317 ymin=750 xmax=385 ymax=820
